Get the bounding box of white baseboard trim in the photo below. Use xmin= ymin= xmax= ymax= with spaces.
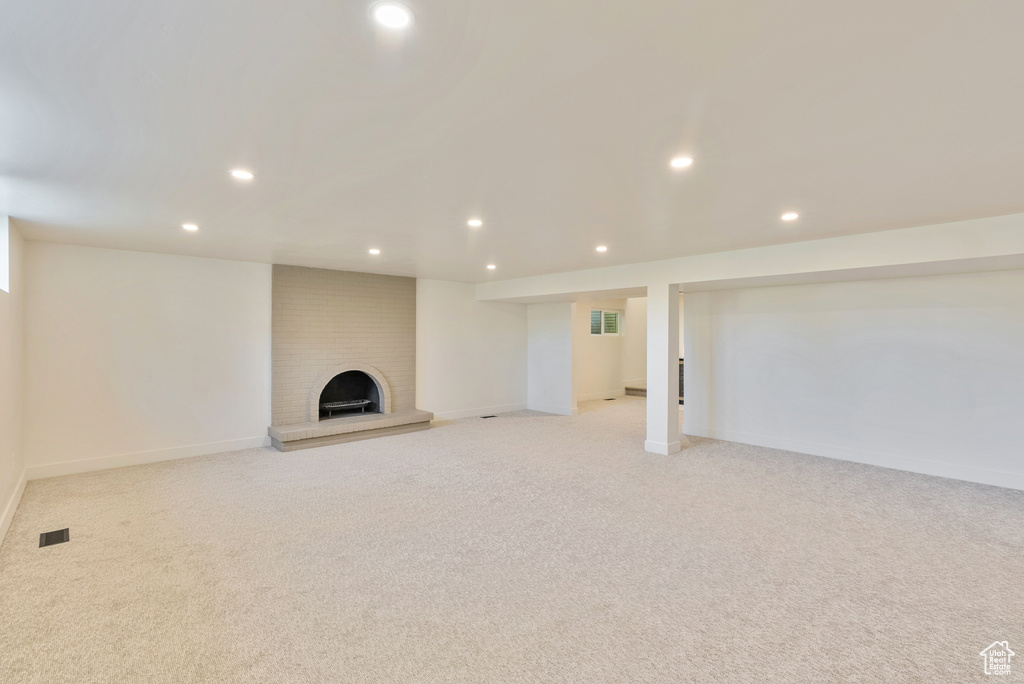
xmin=430 ymin=403 xmax=528 ymax=421
xmin=0 ymin=467 xmax=28 ymax=551
xmin=684 ymin=425 xmax=1024 ymax=492
xmin=645 ymin=440 xmax=682 ymax=455
xmin=577 ymin=389 xmax=626 ymax=402
xmin=527 ymin=402 xmax=579 ymax=416
xmin=25 ymin=436 xmax=271 ymax=481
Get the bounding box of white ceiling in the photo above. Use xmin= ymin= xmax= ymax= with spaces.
xmin=3 ymin=0 xmax=1024 ymax=282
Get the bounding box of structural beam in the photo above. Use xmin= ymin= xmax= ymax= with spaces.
xmin=477 ymin=213 xmax=1024 ymax=303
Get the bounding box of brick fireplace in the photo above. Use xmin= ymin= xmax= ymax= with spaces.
xmin=268 ymin=265 xmax=432 ymax=450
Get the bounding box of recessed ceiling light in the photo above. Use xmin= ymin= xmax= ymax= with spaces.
xmin=369 ymin=248 xmax=381 ymax=255
xmin=182 ymin=223 xmax=199 ymax=232
xmin=231 ymin=169 xmax=254 ymax=181
xmin=670 ymin=156 xmax=693 ymax=169
xmin=781 ymin=212 xmax=800 ymax=221
xmin=372 ymin=2 xmax=413 ymax=29
xmin=486 ymin=264 xmax=496 ymax=270
xmin=596 ymin=245 xmax=608 ymax=253
xmin=467 ymin=218 xmax=483 ymax=228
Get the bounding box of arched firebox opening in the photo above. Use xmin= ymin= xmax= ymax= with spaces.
xmin=318 ymin=370 xmax=382 ymax=420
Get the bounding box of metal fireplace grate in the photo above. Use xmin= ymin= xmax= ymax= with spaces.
xmin=320 ymin=399 xmax=372 ymax=417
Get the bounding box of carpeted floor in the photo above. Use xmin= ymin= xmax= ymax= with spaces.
xmin=1 ymin=397 xmax=1022 ymax=682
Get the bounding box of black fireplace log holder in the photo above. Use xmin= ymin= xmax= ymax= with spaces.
xmin=320 ymin=399 xmax=373 ymax=417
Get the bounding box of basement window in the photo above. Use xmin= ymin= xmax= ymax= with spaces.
xmin=591 ymin=310 xmax=621 ymax=336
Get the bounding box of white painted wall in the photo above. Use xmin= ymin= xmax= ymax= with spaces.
xmin=24 ymin=244 xmax=272 ymax=478
xmin=0 ymin=220 xmax=26 ymax=547
xmin=527 ymin=302 xmax=576 ymax=415
xmin=684 ymin=269 xmax=1024 ymax=490
xmin=416 ymin=279 xmax=527 ymax=420
xmin=0 ymin=216 xmax=9 ymax=293
xmin=572 ymin=299 xmax=627 ymax=401
xmin=621 ymin=295 xmax=684 ymax=386
xmin=623 ymin=297 xmax=647 ymax=387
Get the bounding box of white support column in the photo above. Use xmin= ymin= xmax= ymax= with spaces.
xmin=645 ymin=282 xmax=683 ymax=454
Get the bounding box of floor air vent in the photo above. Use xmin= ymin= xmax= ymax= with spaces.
xmin=481 ymin=415 xmax=497 ymax=419
xmin=39 ymin=529 xmax=69 ymax=548
xmin=605 ymin=398 xmax=616 ymax=401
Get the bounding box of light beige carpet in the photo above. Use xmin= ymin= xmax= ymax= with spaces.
xmin=1 ymin=397 xmax=1021 ymax=683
